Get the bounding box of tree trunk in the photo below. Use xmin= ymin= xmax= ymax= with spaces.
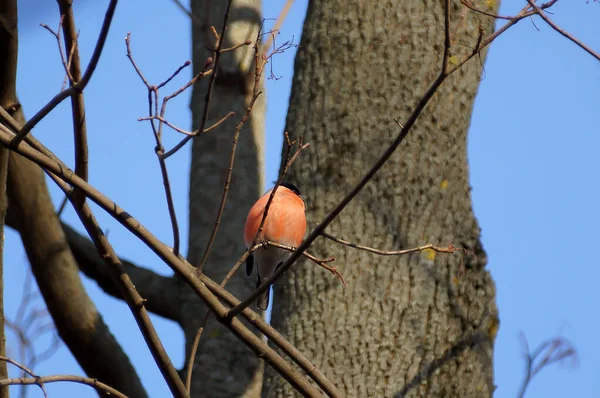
xmin=268 ymin=1 xmax=499 ymax=397
xmin=183 ymin=0 xmax=265 ymax=396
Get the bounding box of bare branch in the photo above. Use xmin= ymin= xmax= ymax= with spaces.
xmin=460 ymin=0 xmax=513 ymax=20
xmin=0 ymin=356 xmax=48 ymax=398
xmin=0 ymin=355 xmax=128 ymax=398
xmin=526 ymin=0 xmax=600 ymax=61
xmin=321 ymin=232 xmax=460 ymax=256
xmin=48 ymin=172 xmax=189 ymax=397
xmin=249 ymin=133 xmax=309 ymax=252
xmin=39 ymin=17 xmax=75 ymax=83
xmin=125 ymin=33 xmax=186 ymax=258
xmin=0 ymin=1 xmax=147 ymax=395
xmin=225 ymin=0 xmax=565 ymax=320
xmin=158 ymin=60 xmax=192 ymax=89
xmin=162 ymin=0 xmax=235 ymax=159
xmin=262 ymin=241 xmax=345 ymax=286
xmin=260 ymin=0 xmax=295 ymax=55
xmin=197 ymin=24 xmax=295 ymax=271
xmin=199 ymin=274 xmax=342 ymax=398
xmin=62 ymin=222 xmax=182 ymax=321
xmin=517 ymin=335 xmax=578 ymax=398
xmin=0 ymin=124 xmax=325 ymax=396
xmin=170 ymin=0 xmax=203 ymax=27
xmin=10 ymin=0 xmax=118 ymax=145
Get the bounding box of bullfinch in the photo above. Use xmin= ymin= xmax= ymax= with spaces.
xmin=244 ymin=182 xmax=307 ymax=310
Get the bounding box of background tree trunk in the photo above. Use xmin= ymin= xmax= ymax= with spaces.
xmin=182 ymin=0 xmax=266 ymax=396
xmin=0 ymin=0 xmax=16 ymax=394
xmin=268 ymin=1 xmax=500 ymax=397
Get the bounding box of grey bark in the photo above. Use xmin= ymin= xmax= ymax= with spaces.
xmin=267 ymin=1 xmax=499 ymax=397
xmin=181 ymin=0 xmax=266 ymax=396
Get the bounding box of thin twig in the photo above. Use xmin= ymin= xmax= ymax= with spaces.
xmin=0 ymin=123 xmax=324 ymax=396
xmin=265 ymin=241 xmax=345 ymax=286
xmin=196 ymin=90 xmax=262 ymax=269
xmin=10 ymin=0 xmax=118 ymax=145
xmin=526 ymin=0 xmax=600 ymax=61
xmin=161 ymin=62 xmax=213 ymax=103
xmin=0 ymin=374 xmax=127 ymax=398
xmin=170 ymin=0 xmax=203 ymax=26
xmin=40 ymin=16 xmax=74 ymax=83
xmin=198 ymin=273 xmax=342 ymax=398
xmin=196 ymin=27 xmax=268 ymax=271
xmin=250 ymin=133 xmax=309 ymax=252
xmin=321 ymin=232 xmax=459 ymax=256
xmin=442 ymin=0 xmax=451 ymax=75
xmin=459 ymin=0 xmax=513 ymax=20
xmin=220 ymin=40 xmax=253 ymax=53
xmin=158 ymin=60 xmax=192 ymax=89
xmin=225 ymin=0 xmax=558 ymax=319
xmin=260 ymin=0 xmax=295 ymax=55
xmin=184 ymin=246 xmax=248 ymax=394
xmin=0 ymin=356 xmax=48 ymax=398
xmin=56 ymin=195 xmax=69 ymax=216
xmin=162 ymin=0 xmax=235 ymax=160
xmin=51 ymin=177 xmax=189 ymax=397
xmin=125 ymin=33 xmax=184 ymax=258
xmin=201 ymin=111 xmax=236 ymax=133
xmin=517 ymin=335 xmax=578 ymax=398
xmin=197 ymin=24 xmax=299 ymax=271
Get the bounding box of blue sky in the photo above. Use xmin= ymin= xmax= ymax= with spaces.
xmin=4 ymin=0 xmax=599 ymax=396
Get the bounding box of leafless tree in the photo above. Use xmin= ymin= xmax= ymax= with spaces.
xmin=0 ymin=0 xmax=595 ymax=397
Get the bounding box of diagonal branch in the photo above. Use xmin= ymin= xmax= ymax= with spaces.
xmin=62 ymin=223 xmax=182 ymax=322
xmin=224 ymin=0 xmax=563 ymax=319
xmin=0 ymin=0 xmax=147 ymax=395
xmin=0 ymin=123 xmax=324 ymax=397
xmin=52 ymin=176 xmax=188 ymax=398
xmin=10 ymin=0 xmax=118 ymax=145
xmin=526 ymin=0 xmax=600 ymax=62
xmin=3 ymin=109 xmax=185 ymax=395
xmin=7 ymin=149 xmax=148 ymax=398
xmin=198 ymin=273 xmax=341 ymax=398
xmin=517 ymin=335 xmax=578 ymax=398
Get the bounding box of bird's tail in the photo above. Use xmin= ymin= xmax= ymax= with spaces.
xmin=256 ymin=286 xmax=270 ymax=311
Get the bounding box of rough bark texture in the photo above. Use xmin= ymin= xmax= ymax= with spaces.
xmin=182 ymin=0 xmax=266 ymax=396
xmin=0 ymin=0 xmax=16 ymax=394
xmin=267 ymin=1 xmax=499 ymax=397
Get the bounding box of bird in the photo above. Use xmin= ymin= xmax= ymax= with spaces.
xmin=244 ymin=182 xmax=307 ymax=310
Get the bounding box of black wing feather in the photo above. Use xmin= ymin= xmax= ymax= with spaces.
xmin=245 ymin=252 xmax=254 ymax=277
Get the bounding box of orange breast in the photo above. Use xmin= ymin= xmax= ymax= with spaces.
xmin=244 ymin=187 xmax=306 ymax=248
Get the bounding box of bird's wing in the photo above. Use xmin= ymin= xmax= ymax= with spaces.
xmin=245 ymin=251 xmax=254 ymax=277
